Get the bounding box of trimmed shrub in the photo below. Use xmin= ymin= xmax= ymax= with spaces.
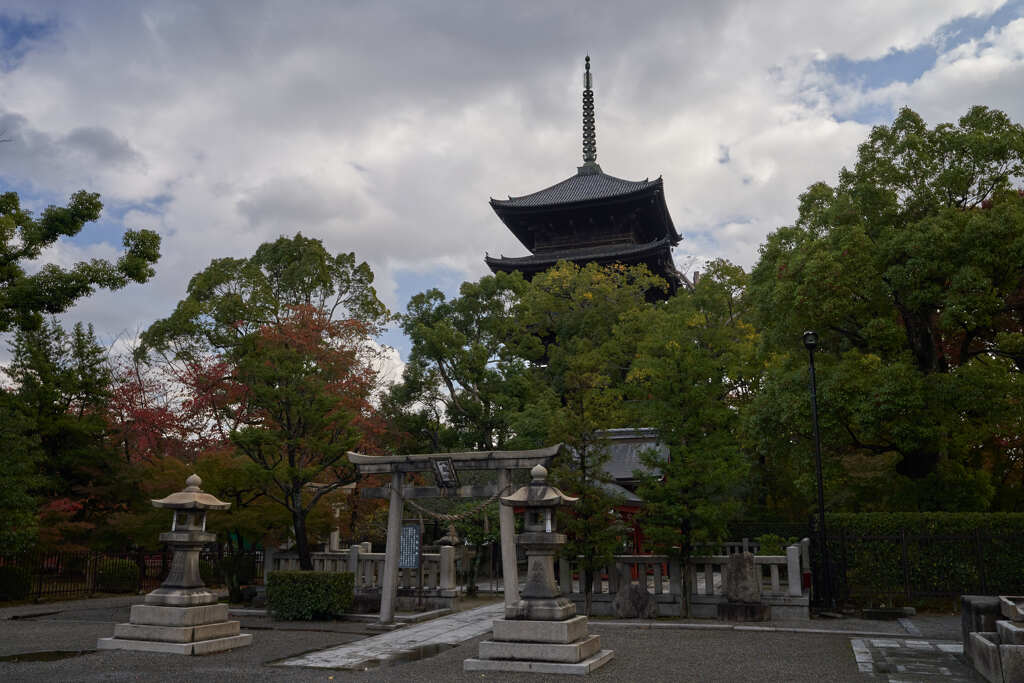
xmin=0 ymin=565 xmax=32 ymax=601
xmin=95 ymin=558 xmax=139 ymax=593
xmin=266 ymin=571 xmax=354 ymax=620
xmin=828 ymin=513 xmax=1024 ymax=600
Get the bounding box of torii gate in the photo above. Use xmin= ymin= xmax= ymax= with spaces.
xmin=347 ymin=444 xmax=563 ymax=624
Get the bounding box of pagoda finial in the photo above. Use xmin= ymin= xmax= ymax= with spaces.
xmin=582 ymin=55 xmax=597 ymax=167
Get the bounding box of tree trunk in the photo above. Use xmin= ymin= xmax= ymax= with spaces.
xmin=292 ymin=505 xmax=313 ymax=571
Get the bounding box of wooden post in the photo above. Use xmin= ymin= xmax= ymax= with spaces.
xmin=497 ymin=468 xmax=519 ymax=607
xmin=379 ymin=472 xmax=403 ymax=624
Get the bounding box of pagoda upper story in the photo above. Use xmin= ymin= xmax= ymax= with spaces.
xmin=486 ymin=57 xmax=682 ymax=293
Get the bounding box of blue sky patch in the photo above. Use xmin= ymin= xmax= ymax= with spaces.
xmin=378 ymin=265 xmax=469 ymax=361
xmin=821 ymin=1 xmax=1023 ymax=125
xmin=0 ymin=13 xmax=57 ymax=72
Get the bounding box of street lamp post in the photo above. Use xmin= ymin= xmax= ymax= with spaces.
xmin=803 ymin=330 xmax=833 ymax=610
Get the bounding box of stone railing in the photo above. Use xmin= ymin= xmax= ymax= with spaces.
xmin=558 ymin=540 xmax=811 ymax=620
xmin=559 ymin=554 xmax=684 ymax=617
xmin=688 ymin=539 xmax=810 ymax=619
xmin=265 ymin=542 xmax=460 ymax=610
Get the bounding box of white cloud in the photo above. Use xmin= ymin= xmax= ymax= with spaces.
xmin=0 ymin=0 xmax=1019 ymax=359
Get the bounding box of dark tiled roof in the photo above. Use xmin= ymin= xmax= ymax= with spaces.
xmin=485 ymin=238 xmax=673 ymax=269
xmin=492 ymin=168 xmax=661 ymax=209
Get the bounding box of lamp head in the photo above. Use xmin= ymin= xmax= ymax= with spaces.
xmin=803 ymin=330 xmax=819 ymax=351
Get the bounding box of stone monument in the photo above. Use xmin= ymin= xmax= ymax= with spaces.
xmin=967 ymin=595 xmax=1024 ymax=683
xmin=717 ymin=551 xmax=769 ymax=621
xmin=98 ymin=475 xmax=253 ymax=654
xmin=464 ymin=465 xmax=613 ymax=675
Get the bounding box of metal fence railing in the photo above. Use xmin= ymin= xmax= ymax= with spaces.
xmin=0 ymin=550 xmax=263 ymax=602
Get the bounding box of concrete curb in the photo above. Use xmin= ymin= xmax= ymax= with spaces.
xmin=591 ymin=620 xmax=960 ymax=640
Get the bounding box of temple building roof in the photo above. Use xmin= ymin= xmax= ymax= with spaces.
xmin=491 ymin=168 xmax=662 ymax=209
xmin=486 ymin=237 xmax=674 ymax=271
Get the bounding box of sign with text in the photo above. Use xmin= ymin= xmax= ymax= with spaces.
xmin=399 ymin=523 xmax=420 ymax=569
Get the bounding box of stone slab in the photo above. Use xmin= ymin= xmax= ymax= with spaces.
xmin=130 ymin=603 xmax=229 ymax=627
xmin=98 ymin=633 xmax=252 ymax=655
xmin=145 ymin=588 xmax=219 ymax=607
xmin=464 ymin=648 xmax=614 ymax=675
xmin=114 ymin=623 xmax=194 ymax=643
xmin=113 ymin=620 xmax=240 ymax=643
xmin=969 ymin=632 xmax=1003 ymax=683
xmin=1000 ymin=596 xmax=1024 ymax=622
xmin=492 ymin=616 xmax=588 ymax=644
xmin=478 ymin=634 xmax=601 ymax=663
xmin=998 ymin=619 xmax=1024 ymax=646
xmin=97 ymin=637 xmax=195 ymax=655
xmin=191 ymin=633 xmax=253 ymax=655
xmin=1001 ymin=643 xmax=1024 ymax=683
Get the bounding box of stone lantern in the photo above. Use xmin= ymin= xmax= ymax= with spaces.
xmin=500 ymin=464 xmax=578 ymax=620
xmin=98 ymin=475 xmax=252 ymax=654
xmin=147 ymin=473 xmax=230 ymax=607
xmin=464 ymin=464 xmax=613 ymax=674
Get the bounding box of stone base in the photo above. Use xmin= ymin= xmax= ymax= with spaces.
xmin=492 ymin=616 xmax=589 ymax=643
xmin=101 ymin=600 xmax=251 ymax=655
xmin=464 ymin=649 xmax=614 ymax=675
xmin=98 ymin=634 xmax=252 ymax=655
xmin=717 ymin=601 xmax=770 ymax=622
xmin=466 ymin=615 xmax=613 ymax=675
xmin=145 ymin=587 xmax=219 ymax=607
xmin=478 ymin=634 xmax=602 ymax=663
xmin=130 ymin=603 xmax=229 ymax=627
xmin=505 ymin=596 xmax=576 ymax=621
xmin=968 ymin=626 xmax=1024 ymax=683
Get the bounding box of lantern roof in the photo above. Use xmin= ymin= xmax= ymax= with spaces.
xmin=500 ymin=465 xmax=578 ymax=508
xmin=152 ymin=474 xmax=231 ymax=511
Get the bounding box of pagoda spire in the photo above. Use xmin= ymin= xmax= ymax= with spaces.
xmin=580 ymin=55 xmax=600 ymax=174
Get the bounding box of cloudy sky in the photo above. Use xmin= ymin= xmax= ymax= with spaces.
xmin=2 ymin=0 xmax=1023 ymax=364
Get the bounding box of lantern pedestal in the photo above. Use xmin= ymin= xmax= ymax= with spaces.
xmin=98 ymin=475 xmax=252 ymax=655
xmin=464 ymin=465 xmax=613 ymax=675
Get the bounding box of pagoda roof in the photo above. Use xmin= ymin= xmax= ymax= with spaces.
xmin=485 ymin=237 xmax=674 ymax=271
xmin=491 ymin=166 xmax=662 ymax=210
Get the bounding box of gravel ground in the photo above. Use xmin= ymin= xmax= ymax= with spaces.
xmin=0 ymin=597 xmax=966 ymax=682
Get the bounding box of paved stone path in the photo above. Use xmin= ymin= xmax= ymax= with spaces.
xmin=850 ymin=637 xmax=975 ymax=681
xmin=276 ymin=602 xmax=504 ymax=670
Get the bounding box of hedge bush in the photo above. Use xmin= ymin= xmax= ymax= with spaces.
xmin=266 ymin=571 xmax=354 ymax=620
xmin=0 ymin=566 xmax=32 ymax=601
xmin=827 ymin=513 xmax=1024 ymax=600
xmin=95 ymin=558 xmax=139 ymax=593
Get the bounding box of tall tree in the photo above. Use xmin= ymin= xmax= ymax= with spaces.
xmin=511 ymin=262 xmax=665 ymax=613
xmin=748 ymin=106 xmax=1024 ymax=511
xmin=139 ymin=234 xmax=389 ymax=568
xmin=621 ymin=260 xmax=754 ymax=613
xmin=4 ymin=319 xmax=125 ymax=549
xmin=399 ymin=272 xmax=529 ymax=451
xmin=0 ymin=190 xmax=160 ymax=333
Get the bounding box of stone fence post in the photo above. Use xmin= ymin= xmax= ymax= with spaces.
xmin=348 ymin=545 xmax=360 ymax=575
xmin=439 ymin=546 xmax=455 ymax=591
xmin=786 ymin=545 xmax=802 ymax=597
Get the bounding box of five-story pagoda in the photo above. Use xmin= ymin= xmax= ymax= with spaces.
xmin=486 ymin=57 xmax=682 ymax=293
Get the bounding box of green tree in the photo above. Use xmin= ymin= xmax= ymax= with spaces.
xmin=0 ymin=396 xmax=42 ymax=553
xmin=511 ymin=262 xmax=665 ymax=613
xmin=622 ymin=261 xmax=754 ymax=614
xmin=748 ymin=106 xmax=1024 ymax=511
xmin=139 ymin=234 xmax=389 ymax=568
xmin=4 ymin=319 xmax=124 ymax=549
xmin=0 ymin=190 xmax=160 ymax=333
xmin=399 ymin=272 xmax=529 ymax=451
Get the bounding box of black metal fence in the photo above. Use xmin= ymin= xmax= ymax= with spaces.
xmin=0 ymin=550 xmax=264 ymax=603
